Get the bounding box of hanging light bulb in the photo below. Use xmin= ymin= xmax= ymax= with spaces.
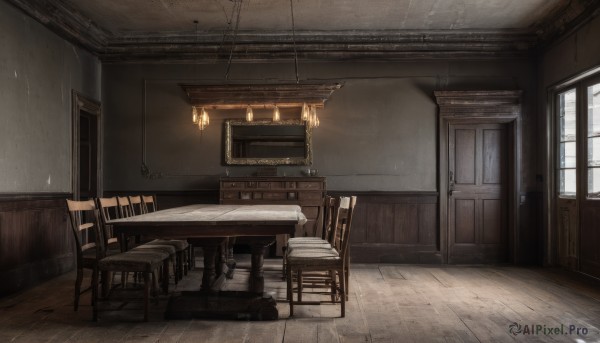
xmin=198 ymin=107 xmax=210 ymax=130
xmin=192 ymin=106 xmax=199 ymax=124
xmin=246 ymin=106 xmax=254 ymax=122
xmin=273 ymin=105 xmax=280 ymax=122
xmin=310 ymin=105 xmax=319 ymax=128
xmin=301 ymin=103 xmax=309 ymax=121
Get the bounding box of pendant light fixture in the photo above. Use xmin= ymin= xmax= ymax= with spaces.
xmin=198 ymin=107 xmax=209 ymax=130
xmin=246 ymin=106 xmax=254 ymax=122
xmin=273 ymin=105 xmax=281 ymax=122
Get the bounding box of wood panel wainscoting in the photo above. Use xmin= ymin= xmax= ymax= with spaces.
xmin=331 ymin=191 xmax=441 ymax=263
xmin=0 ymin=193 xmax=73 ymax=296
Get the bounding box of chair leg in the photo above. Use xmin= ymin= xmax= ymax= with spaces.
xmin=162 ymin=259 xmax=170 ymax=294
xmin=188 ymin=244 xmax=194 ymax=270
xmin=345 ymin=264 xmax=349 ymax=301
xmin=287 ymin=264 xmax=294 ymax=316
xmin=143 ymin=272 xmax=150 ymax=322
xmin=297 ymin=270 xmax=303 ymax=302
xmin=339 ymin=268 xmax=346 ymax=318
xmin=330 ymin=269 xmax=337 ymax=302
xmin=74 ymin=267 xmax=83 ymax=311
xmin=281 ymin=246 xmax=287 ymax=279
xmin=176 ymin=251 xmax=183 ymax=282
xmin=92 ymin=268 xmax=99 ymax=321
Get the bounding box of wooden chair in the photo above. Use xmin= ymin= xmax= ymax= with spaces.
xmin=97 ymin=197 xmax=174 ymax=292
xmin=141 ymin=194 xmax=157 ymax=213
xmin=283 ymin=196 xmax=336 ymax=277
xmin=134 ymin=194 xmax=191 ymax=280
xmin=67 ymin=199 xmax=167 ymax=322
xmin=286 ymin=196 xmax=357 ymax=317
xmin=66 ymin=199 xmax=102 ymax=311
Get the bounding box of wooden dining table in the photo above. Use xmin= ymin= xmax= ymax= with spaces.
xmin=109 ymin=203 xmax=307 ymax=320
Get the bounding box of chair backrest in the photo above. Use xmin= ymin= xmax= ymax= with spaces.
xmin=96 ymin=197 xmax=121 ymax=249
xmin=331 ymin=196 xmax=357 ymax=260
xmin=321 ymin=196 xmax=337 ymax=242
xmin=129 ymin=195 xmax=145 ymax=215
xmin=66 ymin=199 xmax=103 ymax=260
xmin=142 ymin=195 xmax=158 ymax=213
xmin=117 ymin=196 xmax=134 ymax=218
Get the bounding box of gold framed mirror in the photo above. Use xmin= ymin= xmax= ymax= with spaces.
xmin=224 ymin=120 xmax=312 ymax=165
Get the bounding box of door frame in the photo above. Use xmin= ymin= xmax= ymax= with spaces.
xmin=71 ymin=90 xmax=102 ymax=200
xmin=435 ymin=91 xmax=522 ymax=264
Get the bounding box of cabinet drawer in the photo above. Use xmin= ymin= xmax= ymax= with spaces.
xmin=297 ymin=182 xmax=322 ymax=190
xmin=262 ymin=192 xmax=287 ymax=200
xmin=222 ymin=191 xmax=238 ymax=199
xmin=222 ymin=181 xmax=244 ymax=189
xmin=257 ymin=182 xmax=271 ymax=188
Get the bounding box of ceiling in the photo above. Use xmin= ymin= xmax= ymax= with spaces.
xmin=6 ymin=0 xmax=600 ymax=62
xmin=62 ymin=0 xmax=561 ymax=32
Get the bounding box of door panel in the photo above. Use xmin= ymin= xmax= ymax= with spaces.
xmin=483 ymin=129 xmax=502 ymax=184
xmin=455 ymin=129 xmax=476 ymax=185
xmin=449 ymin=123 xmax=508 ymax=263
xmin=455 ymin=199 xmax=475 ymax=244
xmin=482 ymin=199 xmax=502 ymax=244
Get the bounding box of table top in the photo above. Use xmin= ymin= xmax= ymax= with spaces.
xmin=109 ymin=204 xmax=307 ymax=227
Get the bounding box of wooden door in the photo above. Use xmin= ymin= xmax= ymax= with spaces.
xmin=72 ymin=91 xmax=101 ymax=200
xmin=78 ymin=111 xmax=98 ymax=199
xmin=448 ymin=123 xmax=508 ymax=263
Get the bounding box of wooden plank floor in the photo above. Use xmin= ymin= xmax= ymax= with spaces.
xmin=1 ymin=256 xmax=600 ymax=342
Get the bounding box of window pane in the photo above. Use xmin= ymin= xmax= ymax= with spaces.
xmin=588 ymin=83 xmax=600 ymax=137
xmin=560 ymin=169 xmax=577 ymax=197
xmin=588 ymin=167 xmax=600 ymax=198
xmin=588 ymin=137 xmax=600 ymax=167
xmin=560 ymin=89 xmax=577 ymax=142
xmin=560 ymin=141 xmax=577 ymax=168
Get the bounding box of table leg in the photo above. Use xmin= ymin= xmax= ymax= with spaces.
xmin=201 ymin=245 xmax=217 ymax=291
xmin=199 ymin=238 xmax=227 ymax=291
xmin=249 ymin=242 xmax=268 ymax=294
xmin=225 ymin=237 xmax=236 ymax=279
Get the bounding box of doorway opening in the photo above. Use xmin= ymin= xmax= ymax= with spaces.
xmin=72 ymin=91 xmax=101 ymax=200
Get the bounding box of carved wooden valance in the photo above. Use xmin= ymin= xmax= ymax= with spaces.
xmin=180 ymin=83 xmax=342 ymax=109
xmin=434 ymin=90 xmax=522 ymax=118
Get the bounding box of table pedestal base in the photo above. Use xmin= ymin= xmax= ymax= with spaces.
xmin=165 ymin=291 xmax=278 ymax=321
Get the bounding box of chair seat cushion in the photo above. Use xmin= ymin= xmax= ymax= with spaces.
xmin=147 ymin=239 xmax=189 ymax=251
xmin=288 ymin=237 xmax=324 ymax=243
xmin=287 ymin=242 xmax=332 ymax=253
xmin=287 ymin=248 xmax=340 ymax=266
xmin=288 ymin=238 xmax=329 ymax=246
xmin=134 ymin=243 xmax=176 ymax=256
xmin=98 ymin=251 xmax=166 ymax=272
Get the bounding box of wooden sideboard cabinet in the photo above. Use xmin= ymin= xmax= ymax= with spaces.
xmin=219 ymin=176 xmax=326 ymax=254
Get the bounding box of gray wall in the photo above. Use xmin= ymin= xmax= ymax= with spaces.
xmin=0 ymin=1 xmax=101 ymax=194
xmin=539 ymin=15 xmax=600 ymax=265
xmin=103 ymin=59 xmax=536 ymax=192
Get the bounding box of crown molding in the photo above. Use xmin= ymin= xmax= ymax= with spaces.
xmin=5 ymin=0 xmax=110 ymax=53
xmin=5 ymin=0 xmax=599 ymax=62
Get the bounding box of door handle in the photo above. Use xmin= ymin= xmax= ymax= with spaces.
xmin=448 ymin=171 xmax=461 ymax=196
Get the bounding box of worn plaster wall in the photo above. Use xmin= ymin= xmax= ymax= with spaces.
xmin=539 ymin=14 xmax=600 ymax=267
xmin=103 ymin=59 xmax=536 ymax=192
xmin=0 ymin=0 xmax=101 ymax=194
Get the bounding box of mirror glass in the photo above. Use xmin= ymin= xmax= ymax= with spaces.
xmin=225 ymin=120 xmax=312 ymax=165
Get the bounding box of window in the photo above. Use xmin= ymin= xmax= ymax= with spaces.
xmin=558 ymin=89 xmax=577 ymax=197
xmin=587 ymin=83 xmax=600 ymax=198
xmin=556 ymin=78 xmax=600 ymax=199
